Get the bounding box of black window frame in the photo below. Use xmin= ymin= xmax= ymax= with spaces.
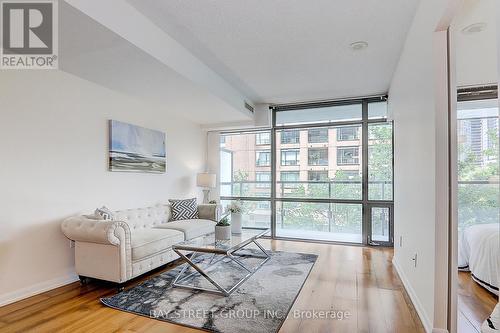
xmin=220 ymin=95 xmax=394 ymax=247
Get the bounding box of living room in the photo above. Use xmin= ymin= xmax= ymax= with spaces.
xmin=0 ymin=1 xmax=498 ymax=333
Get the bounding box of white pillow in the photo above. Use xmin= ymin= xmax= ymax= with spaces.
xmin=94 ymin=206 xmax=114 ymax=220
xmin=84 ymin=214 xmax=104 ymax=220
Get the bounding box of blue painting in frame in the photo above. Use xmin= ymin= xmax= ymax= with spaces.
xmin=109 ymin=120 xmax=166 ymax=173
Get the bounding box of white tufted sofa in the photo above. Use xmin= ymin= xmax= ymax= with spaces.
xmin=61 ymin=203 xmax=217 ymax=284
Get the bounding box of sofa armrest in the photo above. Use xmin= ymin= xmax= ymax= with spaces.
xmin=61 ymin=216 xmax=131 ymax=246
xmin=197 ymin=204 xmax=218 ymax=221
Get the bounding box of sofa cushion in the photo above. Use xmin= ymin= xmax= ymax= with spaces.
xmin=169 ymin=198 xmax=198 ymax=221
xmin=131 ymin=229 xmax=184 ymax=261
xmin=94 ymin=206 xmax=114 ymax=220
xmin=155 ymin=219 xmax=215 ymax=240
xmin=114 ymin=205 xmax=170 ymax=231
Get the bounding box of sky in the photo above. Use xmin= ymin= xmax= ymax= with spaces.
xmin=110 ymin=120 xmax=166 ymax=157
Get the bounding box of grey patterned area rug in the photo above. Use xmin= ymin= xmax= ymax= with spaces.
xmin=101 ymin=250 xmax=317 ymax=333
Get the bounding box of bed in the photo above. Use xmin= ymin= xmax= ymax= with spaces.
xmin=458 ymin=223 xmax=499 ymax=295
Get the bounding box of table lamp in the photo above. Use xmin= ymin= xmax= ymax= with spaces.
xmin=197 ymin=173 xmax=216 ymax=204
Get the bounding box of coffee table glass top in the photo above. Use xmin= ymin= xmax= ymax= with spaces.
xmin=173 ymin=229 xmax=269 ymax=254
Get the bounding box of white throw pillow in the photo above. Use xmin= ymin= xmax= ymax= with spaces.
xmin=94 ymin=206 xmax=114 ymax=220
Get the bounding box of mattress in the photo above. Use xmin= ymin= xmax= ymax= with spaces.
xmin=458 ymin=223 xmax=499 ymax=295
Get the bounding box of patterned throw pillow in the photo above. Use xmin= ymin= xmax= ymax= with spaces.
xmin=94 ymin=206 xmax=114 ymax=220
xmin=169 ymin=198 xmax=198 ymax=221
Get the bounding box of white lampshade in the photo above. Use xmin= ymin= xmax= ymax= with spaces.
xmin=197 ymin=173 xmax=216 ymax=188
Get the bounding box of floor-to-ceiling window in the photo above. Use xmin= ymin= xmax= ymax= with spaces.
xmin=220 ymin=131 xmax=272 ymax=229
xmin=456 ymin=89 xmax=499 ymax=235
xmin=219 ymin=97 xmax=394 ymax=245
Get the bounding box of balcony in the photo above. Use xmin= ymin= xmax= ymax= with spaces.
xmin=221 ymin=180 xmax=392 ymax=201
xmin=458 ymin=180 xmax=500 ymax=232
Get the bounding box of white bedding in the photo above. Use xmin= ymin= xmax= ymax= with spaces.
xmin=458 ymin=223 xmax=499 ymax=295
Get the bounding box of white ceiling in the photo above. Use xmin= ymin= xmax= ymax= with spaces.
xmin=127 ymin=0 xmax=420 ymax=104
xmin=453 ymin=0 xmax=498 ymax=87
xmin=59 ymin=2 xmax=252 ymax=125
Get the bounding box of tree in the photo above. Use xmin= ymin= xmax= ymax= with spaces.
xmin=457 ymin=127 xmax=499 ymax=230
xmin=232 ymin=170 xmax=249 ymax=197
xmin=368 ymin=124 xmax=393 ymax=200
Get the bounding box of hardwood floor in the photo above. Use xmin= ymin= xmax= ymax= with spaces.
xmin=0 ymin=240 xmax=425 ymax=333
xmin=458 ymin=271 xmax=498 ymax=333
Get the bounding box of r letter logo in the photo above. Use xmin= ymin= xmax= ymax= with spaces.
xmin=1 ymin=1 xmax=58 ymax=69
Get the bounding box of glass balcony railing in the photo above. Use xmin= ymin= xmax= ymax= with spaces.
xmin=220 ymin=180 xmax=393 ymax=201
xmin=458 ymin=180 xmax=500 ymax=232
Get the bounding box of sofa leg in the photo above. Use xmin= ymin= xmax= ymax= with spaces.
xmin=78 ymin=275 xmax=89 ymax=285
xmin=117 ymin=283 xmax=125 ymax=292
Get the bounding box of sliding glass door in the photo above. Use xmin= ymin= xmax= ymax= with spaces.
xmin=219 ymin=97 xmax=394 ymax=246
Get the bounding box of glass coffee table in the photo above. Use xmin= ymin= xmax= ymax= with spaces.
xmin=171 ymin=229 xmax=270 ymax=296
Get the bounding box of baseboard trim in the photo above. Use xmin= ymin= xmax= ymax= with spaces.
xmin=0 ymin=272 xmax=79 ymax=307
xmin=392 ymin=258 xmax=433 ymax=333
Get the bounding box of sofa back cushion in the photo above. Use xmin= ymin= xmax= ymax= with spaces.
xmin=113 ymin=205 xmax=171 ymax=231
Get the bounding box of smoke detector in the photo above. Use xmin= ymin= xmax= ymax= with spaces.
xmin=350 ymin=41 xmax=368 ymax=51
xmin=461 ymin=22 xmax=487 ymax=34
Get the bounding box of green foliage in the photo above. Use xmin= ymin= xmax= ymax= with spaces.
xmin=457 ymin=128 xmax=499 ymax=230
xmin=232 ymin=170 xmax=250 ymax=197
xmin=368 ymin=124 xmax=393 ymax=200
xmin=216 ymin=216 xmax=230 ymax=226
xmin=233 ymin=170 xmax=249 ymax=182
xmin=227 ymin=200 xmax=242 ymax=213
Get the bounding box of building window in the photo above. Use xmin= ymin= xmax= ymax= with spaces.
xmin=308 ymin=128 xmax=328 ymax=143
xmin=256 ymin=150 xmax=271 ymax=166
xmin=220 ymin=135 xmax=226 ymax=146
xmin=337 ymin=147 xmax=359 ymax=165
xmin=280 ymin=171 xmax=300 ymax=189
xmin=281 ymin=149 xmax=300 ymax=166
xmin=281 ymin=130 xmax=300 ymax=144
xmin=255 ymin=132 xmax=271 ymax=145
xmin=337 ymin=126 xmax=359 ymax=141
xmin=308 ymin=171 xmax=329 ymax=181
xmin=255 ymin=172 xmax=271 ymax=188
xmin=308 ymin=148 xmax=328 ymax=165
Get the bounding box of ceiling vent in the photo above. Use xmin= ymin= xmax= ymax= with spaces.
xmin=244 ymin=101 xmax=254 ymax=113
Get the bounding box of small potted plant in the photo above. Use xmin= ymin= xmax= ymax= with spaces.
xmin=228 ymin=201 xmax=243 ymax=234
xmin=215 ymin=216 xmax=231 ymax=241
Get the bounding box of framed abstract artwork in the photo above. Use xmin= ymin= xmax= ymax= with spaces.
xmin=109 ymin=120 xmax=166 ymax=173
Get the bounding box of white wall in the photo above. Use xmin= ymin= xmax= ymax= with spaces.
xmin=454 ymin=0 xmax=499 ymax=87
xmin=0 ymin=70 xmax=206 ymax=305
xmin=388 ymin=0 xmax=456 ymax=332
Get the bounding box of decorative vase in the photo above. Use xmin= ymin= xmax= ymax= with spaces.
xmin=231 ymin=213 xmax=242 ymax=234
xmin=215 ymin=225 xmax=231 ymax=241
